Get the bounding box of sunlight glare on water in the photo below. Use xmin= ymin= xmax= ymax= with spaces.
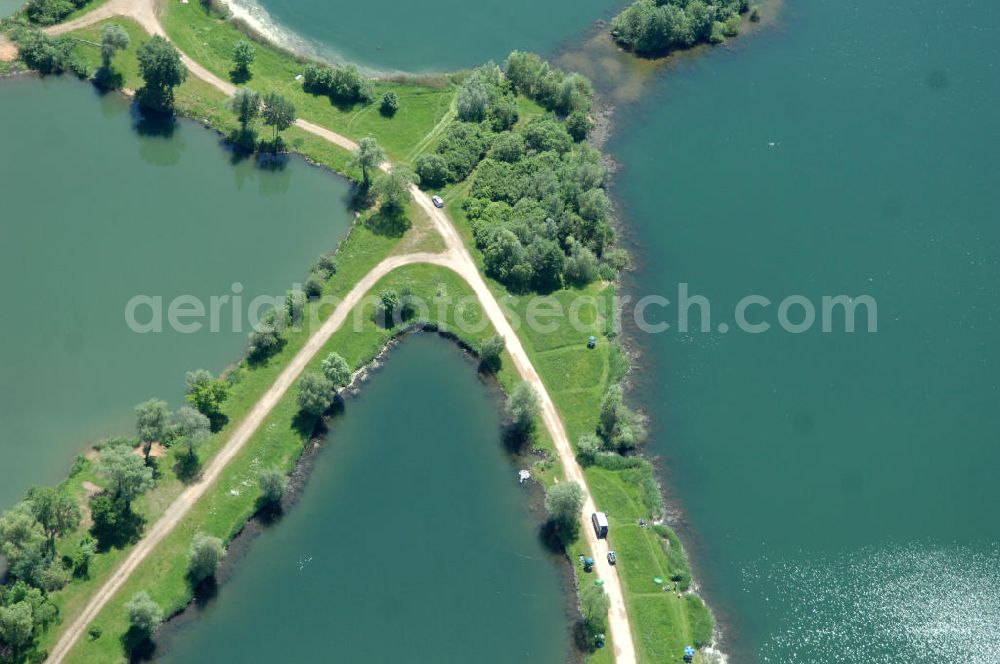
xmin=746 ymin=544 xmax=1000 ymax=663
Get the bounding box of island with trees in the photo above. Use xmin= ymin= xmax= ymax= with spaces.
xmin=611 ymin=0 xmax=760 ymax=55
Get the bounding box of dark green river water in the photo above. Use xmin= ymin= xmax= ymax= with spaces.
xmin=0 ymin=77 xmax=353 ymax=508
xmin=157 ymin=334 xmax=570 ymax=663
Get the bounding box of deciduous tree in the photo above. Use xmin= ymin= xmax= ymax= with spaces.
xmin=321 ymin=352 xmax=351 ymax=388
xmin=135 ymin=398 xmax=170 ymax=461
xmin=296 ymin=372 xmax=333 ymax=417
xmin=173 ymin=406 xmax=210 ymax=458
xmin=258 ymin=468 xmax=288 ymax=505
xmin=185 ymin=369 xmax=231 ymax=423
xmin=96 ymin=446 xmax=154 ymax=507
xmin=544 ymin=480 xmax=583 ymax=542
xmin=188 ymin=532 xmax=225 ymax=583
xmin=99 ymin=23 xmax=129 ymax=70
xmin=232 ymin=39 xmax=255 ymax=79
xmin=580 ymin=583 xmax=611 ymax=637
xmin=507 ymin=381 xmax=540 ymax=435
xmin=372 ymin=165 xmax=416 ymax=214
xmin=351 ymin=136 xmax=386 ymax=188
xmin=0 ymin=506 xmax=47 ymax=583
xmin=125 ymin=591 xmax=163 ymax=638
xmin=261 ymin=91 xmax=296 ymax=145
xmin=136 ymin=36 xmax=187 ymax=112
xmin=25 ymin=486 xmax=81 ymax=550
xmin=230 ymin=87 xmax=261 ymax=134
xmin=479 ymin=335 xmax=505 ymax=373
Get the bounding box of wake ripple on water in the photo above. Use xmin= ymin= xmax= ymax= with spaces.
xmin=743 ymin=544 xmax=1000 ymax=663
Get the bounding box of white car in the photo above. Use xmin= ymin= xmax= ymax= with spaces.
xmin=431 ymin=195 xmax=445 ymax=208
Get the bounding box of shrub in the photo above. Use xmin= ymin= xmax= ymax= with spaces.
xmin=25 ymin=0 xmax=84 ymax=25
xmin=580 ymin=583 xmax=610 ymax=638
xmin=70 ymin=535 xmax=96 ymax=578
xmin=413 ymin=153 xmax=450 ymax=188
xmin=544 ymin=481 xmax=583 ymax=542
xmin=435 ymin=122 xmax=492 ymax=182
xmin=304 ymin=271 xmax=326 ymax=298
xmin=380 ymin=91 xmax=399 ymax=116
xmin=248 ymin=323 xmax=281 ymax=359
xmin=488 ymin=132 xmax=524 ymax=163
xmin=232 ymin=39 xmax=255 ymax=76
xmin=302 ymin=63 xmax=373 ymax=104
xmin=38 ymin=561 xmax=70 ymax=591
xmin=258 ymin=468 xmax=288 ymax=505
xmin=488 ymin=95 xmax=519 ymax=132
xmin=598 ymin=383 xmax=648 ymax=451
xmin=722 ymin=14 xmax=742 ymax=37
xmin=686 ymin=594 xmax=715 ymax=647
xmin=188 ymin=532 xmax=225 ymax=583
xmin=12 ymin=28 xmax=75 ymax=74
xmin=478 ymin=334 xmax=505 ymax=372
xmin=125 ymin=591 xmax=163 ymax=638
xmin=506 ymin=382 xmax=540 ymax=435
xmin=503 ymin=51 xmax=594 ymax=115
xmin=296 ymin=372 xmax=333 ymax=416
xmin=566 ymin=110 xmax=593 ymax=142
xmin=591 ymin=452 xmax=645 ymax=471
xmin=654 ymin=524 xmax=693 ymax=590
xmin=313 ymin=253 xmax=337 ymax=274
xmin=576 ymin=433 xmax=602 ymax=466
xmin=563 ymin=241 xmax=600 ymax=287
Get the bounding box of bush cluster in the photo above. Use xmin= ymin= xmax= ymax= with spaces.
xmin=24 ymin=0 xmax=90 ymax=25
xmin=465 ymin=116 xmax=626 ymax=292
xmin=302 ymin=63 xmax=374 ymax=105
xmin=420 ymin=55 xmax=622 ymax=293
xmin=610 ymin=0 xmax=748 ymax=54
xmin=10 ymin=27 xmax=83 ymax=76
xmin=503 ymin=51 xmax=593 ymax=116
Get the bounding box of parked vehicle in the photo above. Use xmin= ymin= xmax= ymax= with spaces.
xmin=607 ymin=550 xmax=617 ymax=565
xmin=431 ymin=195 xmax=444 ymax=208
xmin=592 ymin=511 xmax=609 ymax=538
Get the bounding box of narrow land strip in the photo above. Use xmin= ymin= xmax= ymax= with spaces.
xmin=45 ymin=252 xmax=454 ymax=662
xmin=44 ymin=2 xmax=639 ymax=661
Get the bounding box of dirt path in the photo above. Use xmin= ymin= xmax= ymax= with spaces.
xmin=0 ymin=35 xmax=17 ymax=63
xmin=45 ymin=3 xmax=638 ymax=662
xmin=411 ymin=190 xmax=638 ymax=663
xmin=45 ymin=252 xmax=457 ymax=663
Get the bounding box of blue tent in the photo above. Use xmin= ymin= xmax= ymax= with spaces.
xmin=684 ymin=646 xmax=696 ymax=657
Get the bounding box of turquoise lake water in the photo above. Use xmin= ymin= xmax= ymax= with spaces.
xmin=157 ymin=334 xmax=571 ymax=663
xmin=233 ymin=0 xmax=623 ymax=71
xmin=610 ymin=0 xmax=1000 ymax=661
xmin=5 ymin=0 xmax=999 ymax=660
xmin=0 ymin=77 xmax=353 ymax=508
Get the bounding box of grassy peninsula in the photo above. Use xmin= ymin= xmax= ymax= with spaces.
xmin=0 ymin=3 xmax=717 ymax=662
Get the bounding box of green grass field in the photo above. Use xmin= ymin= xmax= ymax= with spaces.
xmin=159 ymin=1 xmax=454 ymax=162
